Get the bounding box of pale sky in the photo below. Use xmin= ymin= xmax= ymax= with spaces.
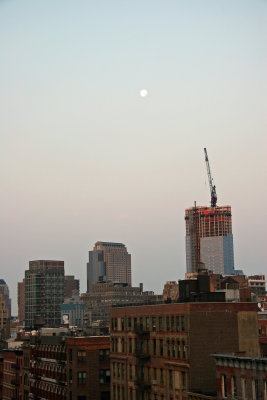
xmin=0 ymin=0 xmax=266 ymax=314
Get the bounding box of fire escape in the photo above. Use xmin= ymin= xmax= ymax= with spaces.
xmin=134 ymin=322 xmax=151 ymax=400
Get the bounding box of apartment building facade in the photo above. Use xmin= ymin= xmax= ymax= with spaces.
xmin=110 ymin=302 xmax=259 ymax=399
xmin=66 ymin=336 xmax=110 ymax=400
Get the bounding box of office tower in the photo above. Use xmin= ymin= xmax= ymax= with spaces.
xmin=87 ymin=241 xmax=131 ymax=292
xmin=17 ymin=280 xmax=25 ymax=323
xmin=185 ymin=205 xmax=234 ymax=275
xmin=64 ymin=275 xmax=80 ymax=299
xmin=0 ymin=280 xmax=11 ymax=318
xmin=25 ymin=260 xmax=64 ymax=329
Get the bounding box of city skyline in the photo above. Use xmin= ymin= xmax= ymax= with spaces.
xmin=0 ymin=0 xmax=266 ymax=314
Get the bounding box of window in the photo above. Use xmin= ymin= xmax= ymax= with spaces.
xmin=153 ymin=339 xmax=157 ymax=355
xmin=171 ymin=316 xmax=175 ymax=331
xmin=231 ymin=376 xmax=237 ymax=397
xmin=99 ymin=349 xmax=109 ymax=361
xmin=129 ymin=338 xmax=132 ymax=353
xmin=69 ymin=349 xmax=72 ymax=362
xmin=152 ymin=317 xmax=156 ymax=331
xmin=177 ymin=340 xmax=180 ymax=358
xmin=77 ymin=397 xmax=86 ymax=400
xmin=167 ymin=340 xmax=170 ymax=357
xmin=241 ymin=378 xmax=247 ymax=399
xmin=221 ymin=375 xmax=227 ymax=398
xmin=146 ymin=317 xmax=150 ymax=330
xmin=77 ymin=350 xmax=86 ymax=362
xmin=181 ymin=316 xmax=185 ymax=331
xmin=121 ymin=318 xmax=125 ymax=331
xmin=253 ymin=379 xmax=259 ymax=400
xmin=160 ymin=369 xmax=164 ymax=385
xmin=172 ymin=340 xmax=175 ymax=357
xmin=128 ymin=317 xmax=132 ymax=330
xmin=99 ymin=369 xmax=110 ymax=384
xmin=182 ymin=341 xmax=186 ymax=358
xmin=69 ymin=369 xmax=72 ymax=383
xmin=159 ymin=317 xmax=163 ymax=331
xmin=169 ymin=370 xmax=173 ymax=388
xmin=181 ymin=372 xmax=186 ymax=388
xmin=77 ymin=371 xmax=86 ymax=384
xmin=160 ymin=340 xmax=163 ymax=356
xmin=166 ymin=317 xmax=170 ymax=331
xmin=129 ymin=365 xmax=132 ymax=380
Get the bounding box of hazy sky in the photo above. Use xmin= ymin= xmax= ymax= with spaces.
xmin=1 ymin=0 xmax=266 ymax=314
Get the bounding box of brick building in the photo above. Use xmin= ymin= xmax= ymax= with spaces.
xmin=66 ymin=336 xmax=110 ymax=400
xmin=248 ymin=274 xmax=266 ymax=297
xmin=110 ymin=302 xmax=259 ymax=399
xmin=64 ymin=275 xmax=80 ymax=299
xmin=0 ymin=354 xmax=3 ymax=399
xmin=29 ymin=333 xmax=67 ymax=399
xmin=22 ymin=341 xmax=30 ymax=400
xmin=2 ymin=349 xmax=23 ymax=400
xmin=162 ymin=281 xmax=179 ymax=302
xmin=213 ymin=353 xmax=267 ymax=400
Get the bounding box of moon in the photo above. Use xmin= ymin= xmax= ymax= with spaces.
xmin=140 ymin=89 xmax=148 ymax=98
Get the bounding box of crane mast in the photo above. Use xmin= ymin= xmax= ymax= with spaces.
xmin=204 ymin=148 xmax=217 ymax=207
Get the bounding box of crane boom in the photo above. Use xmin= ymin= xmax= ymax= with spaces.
xmin=204 ymin=148 xmax=217 ymax=207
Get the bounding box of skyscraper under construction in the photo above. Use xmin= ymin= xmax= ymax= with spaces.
xmin=185 ymin=149 xmax=235 ymax=275
xmin=185 ymin=205 xmax=234 ymax=274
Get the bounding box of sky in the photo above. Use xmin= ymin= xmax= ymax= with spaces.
xmin=0 ymin=0 xmax=266 ymax=315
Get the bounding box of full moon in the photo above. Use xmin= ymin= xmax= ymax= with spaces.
xmin=140 ymin=89 xmax=148 ymax=97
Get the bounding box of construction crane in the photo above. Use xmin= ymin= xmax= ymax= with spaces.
xmin=204 ymin=148 xmax=217 ymax=207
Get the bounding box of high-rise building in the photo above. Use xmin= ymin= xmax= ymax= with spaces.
xmin=0 ymin=292 xmax=10 ymax=340
xmin=25 ymin=260 xmax=65 ymax=329
xmin=185 ymin=205 xmax=235 ymax=275
xmin=64 ymin=275 xmax=79 ymax=299
xmin=0 ymin=280 xmax=11 ymax=318
xmin=17 ymin=279 xmax=25 ymax=323
xmin=87 ymin=241 xmax=131 ymax=292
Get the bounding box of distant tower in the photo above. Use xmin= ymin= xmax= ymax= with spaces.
xmin=0 ymin=280 xmax=11 ymax=318
xmin=185 ymin=149 xmax=235 ymax=275
xmin=87 ymin=242 xmax=131 ymax=292
xmin=64 ymin=275 xmax=80 ymax=299
xmin=17 ymin=279 xmax=25 ymax=323
xmin=185 ymin=205 xmax=235 ymax=275
xmin=25 ymin=260 xmax=65 ymax=329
